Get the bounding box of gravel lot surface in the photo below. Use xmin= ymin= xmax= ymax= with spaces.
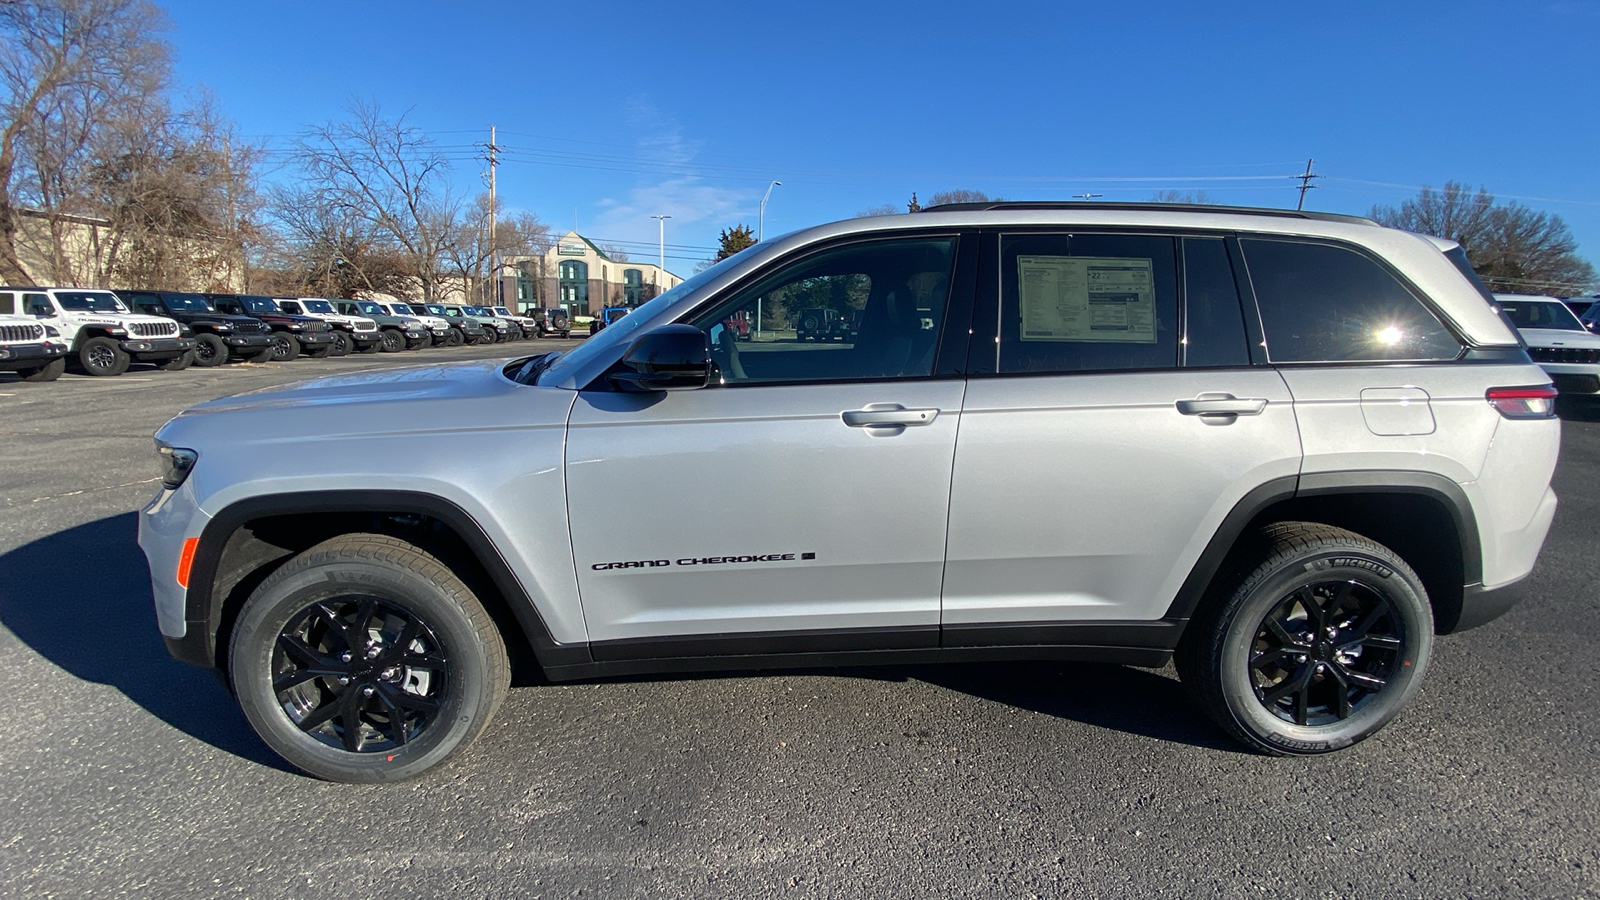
xmin=1 ymin=348 xmax=1597 ymax=899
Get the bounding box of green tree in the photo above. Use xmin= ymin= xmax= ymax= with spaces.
xmin=907 ymin=192 xmax=921 ymax=212
xmin=715 ymin=223 xmax=756 ymax=261
xmin=1370 ymin=182 xmax=1596 ymax=295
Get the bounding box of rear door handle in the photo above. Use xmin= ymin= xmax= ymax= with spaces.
xmin=842 ymin=403 xmax=940 ymax=428
xmin=1176 ymin=394 xmax=1267 ymax=417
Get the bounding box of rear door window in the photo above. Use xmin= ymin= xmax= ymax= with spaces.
xmin=1181 ymin=238 xmax=1252 ymax=368
xmin=1240 ymin=238 xmax=1461 ymax=362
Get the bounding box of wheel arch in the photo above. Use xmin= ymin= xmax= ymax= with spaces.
xmin=179 ymin=490 xmax=579 ymax=677
xmin=1165 ymin=471 xmax=1482 ymax=636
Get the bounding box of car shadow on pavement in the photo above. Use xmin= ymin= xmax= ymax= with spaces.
xmin=897 ymin=660 xmax=1241 ymax=752
xmin=0 ymin=512 xmax=289 ymax=771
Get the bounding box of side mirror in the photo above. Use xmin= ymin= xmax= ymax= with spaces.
xmin=31 ymin=305 xmax=56 ymax=318
xmin=610 ymin=324 xmax=712 ymax=392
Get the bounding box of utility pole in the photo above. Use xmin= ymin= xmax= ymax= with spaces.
xmin=651 ymin=214 xmax=671 ymax=272
xmin=1295 ymin=158 xmax=1320 ymax=210
xmin=486 ymin=125 xmax=498 ymax=305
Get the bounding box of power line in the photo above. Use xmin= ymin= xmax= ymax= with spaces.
xmin=1294 ymin=159 xmax=1321 ymax=210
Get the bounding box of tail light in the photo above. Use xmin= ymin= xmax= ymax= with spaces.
xmin=1486 ymin=385 xmax=1558 ymax=419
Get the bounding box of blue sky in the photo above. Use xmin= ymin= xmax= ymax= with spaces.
xmin=159 ymin=0 xmax=1600 ymax=278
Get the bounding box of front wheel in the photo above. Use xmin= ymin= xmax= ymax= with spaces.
xmin=379 ymin=329 xmax=406 ymax=352
xmin=18 ymin=357 xmax=66 ymax=382
xmin=192 ymin=333 xmax=228 ymax=367
xmin=228 ymin=534 xmax=509 ymax=782
xmin=271 ymin=333 xmax=301 ymax=361
xmin=444 ymin=328 xmax=464 ymax=347
xmin=328 ymin=331 xmax=353 ymax=357
xmin=1176 ymin=522 xmax=1433 ymax=755
xmin=78 ymin=336 xmax=130 ymax=376
xmin=479 ymin=328 xmax=498 ymax=345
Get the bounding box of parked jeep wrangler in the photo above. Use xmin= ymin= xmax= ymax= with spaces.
xmin=119 ymin=290 xmax=276 ymax=366
xmin=206 ymin=294 xmax=336 ymax=361
xmin=274 ymin=298 xmax=383 ymax=357
xmin=0 ymin=295 xmax=67 ymax=382
xmin=328 ymin=299 xmax=429 ymax=352
xmin=385 ymin=303 xmax=453 ymax=345
xmin=528 ymin=306 xmax=571 ymax=339
xmin=796 ymin=307 xmax=849 ymax=341
xmin=141 ymin=203 xmax=1560 ymax=782
xmin=3 ymin=285 xmax=194 ymax=375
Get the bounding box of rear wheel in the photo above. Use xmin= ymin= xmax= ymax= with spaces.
xmin=192 ymin=333 xmax=228 ymax=367
xmin=1176 ymin=522 xmax=1433 ymax=755
xmin=228 ymin=534 xmax=509 ymax=782
xmin=78 ymin=336 xmax=130 ymax=376
xmin=18 ymin=357 xmax=66 ymax=382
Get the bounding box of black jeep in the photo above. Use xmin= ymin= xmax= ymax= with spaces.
xmin=119 ymin=290 xmax=276 ymax=366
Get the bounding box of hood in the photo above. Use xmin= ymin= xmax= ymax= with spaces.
xmin=184 ymin=357 xmax=522 ymax=415
xmin=1517 ymin=328 xmax=1600 ymax=349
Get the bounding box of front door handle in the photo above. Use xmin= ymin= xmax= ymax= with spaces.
xmin=1176 ymin=394 xmax=1268 ymax=417
xmin=841 ymin=403 xmax=940 ymax=429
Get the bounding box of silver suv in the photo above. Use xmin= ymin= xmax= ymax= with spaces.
xmin=139 ymin=203 xmax=1560 ymax=781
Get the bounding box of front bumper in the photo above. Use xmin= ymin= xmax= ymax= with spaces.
xmin=0 ymin=341 xmax=64 ymax=369
xmin=138 ymin=480 xmax=208 ymax=649
xmin=223 ymin=332 xmax=275 ymax=350
xmin=123 ymin=336 xmax=196 ymax=358
xmin=294 ymin=331 xmax=335 ymax=346
xmin=1537 ymin=362 xmax=1600 ymax=394
xmin=351 ymin=330 xmax=383 ymax=345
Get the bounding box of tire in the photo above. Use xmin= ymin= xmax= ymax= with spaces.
xmin=78 ymin=336 xmax=130 ymax=376
xmin=444 ymin=328 xmax=464 ymax=347
xmin=305 ymin=345 xmax=333 ymax=359
xmin=329 ymin=331 xmax=353 ymax=357
xmin=247 ymin=346 xmax=277 ymax=364
xmin=192 ymin=333 xmax=228 ymax=367
xmin=18 ymin=357 xmax=65 ymax=382
xmin=1175 ymin=522 xmax=1433 ymax=756
xmin=379 ymin=329 xmax=406 ymax=353
xmin=228 ymin=534 xmax=509 ymax=783
xmin=159 ymin=350 xmax=195 ymax=371
xmin=479 ymin=328 xmax=498 ymax=345
xmin=405 ymin=337 xmax=428 ymax=350
xmin=355 ymin=338 xmax=383 ymax=354
xmin=271 ymin=333 xmax=301 ymax=362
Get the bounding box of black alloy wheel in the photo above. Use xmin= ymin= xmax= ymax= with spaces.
xmin=271 ymin=596 xmax=449 ymax=753
xmin=379 ymin=329 xmax=406 ymax=352
xmin=192 ymin=333 xmax=227 ymax=366
xmin=444 ymin=328 xmax=464 ymax=347
xmin=271 ymin=333 xmax=301 ymax=361
xmin=229 ymin=534 xmax=509 ymax=782
xmin=1249 ymin=580 xmax=1404 ymax=726
xmin=329 ymin=330 xmax=353 ymax=357
xmin=479 ymin=328 xmax=498 ymax=345
xmin=1176 ymin=522 xmax=1432 ymax=755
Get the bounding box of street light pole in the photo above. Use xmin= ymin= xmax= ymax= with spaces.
xmin=759 ymin=180 xmax=782 ymax=241
xmin=651 ymin=214 xmax=671 ymax=272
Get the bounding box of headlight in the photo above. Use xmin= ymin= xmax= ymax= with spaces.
xmin=107 ymin=327 xmax=127 ymax=336
xmin=157 ymin=445 xmax=198 ymax=489
xmin=215 ymin=324 xmax=233 ymax=333
xmin=287 ymin=323 xmax=303 ymax=331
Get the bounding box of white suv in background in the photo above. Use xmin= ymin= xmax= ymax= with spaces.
xmin=1493 ymin=293 xmax=1600 ymax=401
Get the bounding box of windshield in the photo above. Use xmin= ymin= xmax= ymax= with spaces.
xmin=1498 ymin=299 xmax=1585 ymax=331
xmin=55 ymin=291 xmax=128 ymax=313
xmin=160 ymin=293 xmax=213 ymax=312
xmin=494 ymin=307 xmax=512 ymax=316
xmin=302 ymin=300 xmax=336 ymax=314
xmin=241 ymin=296 xmax=281 ymax=315
xmin=425 ymin=305 xmax=448 ymax=316
xmin=356 ymin=301 xmax=386 ymax=316
xmin=391 ymin=304 xmax=417 ymax=315
xmin=466 ymin=305 xmax=492 ymax=316
xmin=538 ymin=251 xmax=750 ymax=385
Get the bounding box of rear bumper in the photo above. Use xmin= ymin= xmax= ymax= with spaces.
xmin=1450 ymin=577 xmax=1531 ymax=633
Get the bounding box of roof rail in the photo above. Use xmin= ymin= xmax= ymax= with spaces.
xmin=916 ymin=201 xmax=1378 ymax=226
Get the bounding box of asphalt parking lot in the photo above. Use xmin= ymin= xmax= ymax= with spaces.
xmin=2 ymin=348 xmax=1598 ymax=899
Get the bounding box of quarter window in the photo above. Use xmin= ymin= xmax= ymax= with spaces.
xmin=1182 ymin=238 xmax=1252 ymax=368
xmin=687 ymin=237 xmax=957 ymax=385
xmin=997 ymin=233 xmax=1179 ymax=374
xmin=1240 ymin=238 xmax=1461 ymax=362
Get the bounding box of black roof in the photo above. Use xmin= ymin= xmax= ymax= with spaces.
xmin=916 ymin=201 xmax=1377 ymax=226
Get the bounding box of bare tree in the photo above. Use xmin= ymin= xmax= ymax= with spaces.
xmin=1371 ymin=182 xmax=1596 ymax=295
xmin=854 ymin=203 xmax=900 ymax=217
xmin=0 ymin=0 xmax=170 ymax=284
xmin=927 ymin=189 xmax=993 ymax=206
xmin=295 ymin=101 xmax=460 ymax=302
xmin=439 ymin=194 xmax=552 ymax=305
xmin=1148 ymin=189 xmax=1216 ymax=204
xmin=267 ymin=182 xmax=411 ymax=298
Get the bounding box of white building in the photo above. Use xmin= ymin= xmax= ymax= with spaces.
xmin=500 ymin=231 xmax=683 ymax=317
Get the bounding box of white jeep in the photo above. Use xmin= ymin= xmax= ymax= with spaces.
xmin=0 ymin=302 xmax=68 ymax=382
xmin=2 ymin=286 xmax=194 ymax=376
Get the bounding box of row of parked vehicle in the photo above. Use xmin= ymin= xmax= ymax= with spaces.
xmin=0 ymin=287 xmax=576 ymax=382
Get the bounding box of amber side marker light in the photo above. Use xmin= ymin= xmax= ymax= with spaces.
xmin=1486 ymin=385 xmax=1559 ymax=419
xmin=176 ymin=537 xmax=199 ymax=588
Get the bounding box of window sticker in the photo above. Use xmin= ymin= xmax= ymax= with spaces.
xmin=1017 ymin=256 xmax=1157 ymax=343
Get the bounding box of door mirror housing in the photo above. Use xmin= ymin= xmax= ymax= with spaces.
xmin=610 ymin=324 xmax=712 ymax=392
